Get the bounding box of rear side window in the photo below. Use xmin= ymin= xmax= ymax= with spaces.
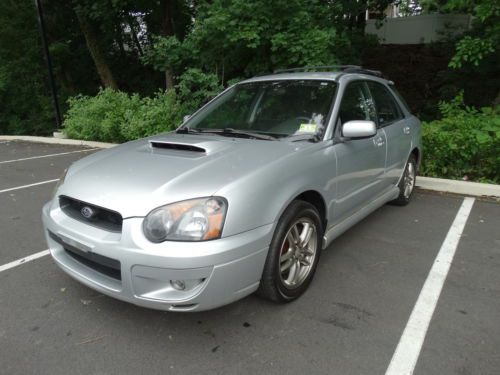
xmin=338 ymin=81 xmax=376 ymax=125
xmin=367 ymin=82 xmax=403 ymax=126
xmin=390 ymin=85 xmax=411 ymax=114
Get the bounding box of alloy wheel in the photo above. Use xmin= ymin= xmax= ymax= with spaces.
xmin=278 ymin=218 xmax=318 ymax=289
xmin=403 ymin=161 xmax=416 ymax=198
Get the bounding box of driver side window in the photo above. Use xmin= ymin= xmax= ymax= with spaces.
xmin=338 ymin=81 xmax=376 ymax=126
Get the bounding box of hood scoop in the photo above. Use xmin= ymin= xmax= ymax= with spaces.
xmin=149 ymin=140 xmax=206 ymax=153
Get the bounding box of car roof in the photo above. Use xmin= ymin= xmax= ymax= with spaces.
xmin=240 ymin=71 xmax=389 ymax=84
xmin=242 ymin=72 xmax=343 ymax=83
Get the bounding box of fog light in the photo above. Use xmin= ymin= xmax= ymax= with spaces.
xmin=170 ymin=280 xmax=186 ymax=291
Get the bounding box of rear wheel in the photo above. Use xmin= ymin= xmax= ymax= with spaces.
xmin=391 ymin=154 xmax=417 ymax=206
xmin=258 ymin=201 xmax=322 ymax=303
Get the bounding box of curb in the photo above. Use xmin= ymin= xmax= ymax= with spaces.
xmin=416 ymin=176 xmax=499 ymax=199
xmin=1 ymin=135 xmax=499 ymax=199
xmin=0 ymin=135 xmax=116 ymax=149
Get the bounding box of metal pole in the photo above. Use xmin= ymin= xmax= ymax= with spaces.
xmin=35 ymin=0 xmax=62 ymax=129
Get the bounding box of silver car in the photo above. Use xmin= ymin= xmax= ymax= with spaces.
xmin=42 ymin=67 xmax=421 ymax=312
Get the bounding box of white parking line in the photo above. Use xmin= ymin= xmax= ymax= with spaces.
xmin=0 ymin=179 xmax=59 ymax=194
xmin=0 ymin=148 xmax=97 ymax=164
xmin=385 ymin=197 xmax=475 ymax=375
xmin=0 ymin=250 xmax=50 ymax=273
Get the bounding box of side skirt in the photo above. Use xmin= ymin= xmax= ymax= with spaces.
xmin=322 ymin=186 xmax=400 ymax=249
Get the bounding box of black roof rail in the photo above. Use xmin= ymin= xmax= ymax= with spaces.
xmin=342 ymin=67 xmax=383 ymax=78
xmin=273 ymin=65 xmax=361 ymax=74
xmin=273 ymin=65 xmax=384 ymax=78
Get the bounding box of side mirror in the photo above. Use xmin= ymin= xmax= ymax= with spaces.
xmin=183 ymin=115 xmax=191 ymax=123
xmin=341 ymin=120 xmax=376 ymax=139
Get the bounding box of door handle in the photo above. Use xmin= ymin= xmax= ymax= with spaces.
xmin=373 ymin=136 xmax=385 ymax=147
xmin=403 ymin=126 xmax=411 ymax=134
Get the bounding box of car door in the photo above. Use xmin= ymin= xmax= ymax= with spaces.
xmin=366 ymin=81 xmax=410 ymax=186
xmin=332 ymin=81 xmax=387 ymax=222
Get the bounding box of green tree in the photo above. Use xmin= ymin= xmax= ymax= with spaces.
xmin=445 ymin=0 xmax=499 ymax=69
xmin=0 ymin=0 xmax=397 ymax=136
xmin=143 ymin=0 xmax=388 ymax=85
xmin=73 ymin=1 xmax=119 ymax=89
xmin=141 ymin=0 xmax=193 ymax=88
xmin=0 ymin=0 xmax=53 ymax=134
xmin=422 ymin=0 xmax=499 ymax=104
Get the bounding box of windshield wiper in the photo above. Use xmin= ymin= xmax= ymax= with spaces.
xmin=197 ymin=128 xmax=276 ymax=141
xmin=177 ymin=127 xmax=276 ymax=140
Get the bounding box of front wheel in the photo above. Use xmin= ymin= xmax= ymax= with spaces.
xmin=257 ymin=201 xmax=322 ymax=303
xmin=390 ymin=154 xmax=417 ymax=206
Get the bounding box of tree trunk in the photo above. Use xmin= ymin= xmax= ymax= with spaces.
xmin=75 ymin=7 xmax=118 ymax=90
xmin=493 ymin=90 xmax=500 ymax=107
xmin=115 ymin=20 xmax=126 ymax=57
xmin=161 ymin=0 xmax=174 ymax=90
xmin=127 ymin=15 xmax=144 ymax=56
xmin=165 ymin=71 xmax=174 ymax=89
xmin=356 ymin=11 xmax=366 ymax=34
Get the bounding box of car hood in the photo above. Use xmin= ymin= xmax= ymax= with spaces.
xmin=59 ymin=133 xmax=309 ymax=218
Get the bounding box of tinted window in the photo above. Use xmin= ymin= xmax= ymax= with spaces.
xmin=367 ymin=82 xmax=403 ymax=125
xmin=338 ymin=81 xmax=376 ymax=125
xmin=390 ymin=85 xmax=411 ymax=114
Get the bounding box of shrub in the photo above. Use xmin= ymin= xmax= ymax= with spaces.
xmin=121 ymin=90 xmax=182 ymax=140
xmin=421 ymin=93 xmax=500 ymax=183
xmin=64 ymin=89 xmax=182 ymax=143
xmin=63 ymin=69 xmax=223 ymax=143
xmin=64 ymin=89 xmax=136 ymax=143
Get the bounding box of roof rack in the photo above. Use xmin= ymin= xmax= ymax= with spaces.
xmin=342 ymin=67 xmax=383 ymax=77
xmin=273 ymin=65 xmax=383 ymax=78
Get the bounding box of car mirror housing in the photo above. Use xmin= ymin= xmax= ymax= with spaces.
xmin=341 ymin=120 xmax=377 ymax=139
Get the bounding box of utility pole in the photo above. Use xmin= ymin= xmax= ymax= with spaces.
xmin=35 ymin=0 xmax=62 ymax=129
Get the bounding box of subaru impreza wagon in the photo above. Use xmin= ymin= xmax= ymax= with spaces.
xmin=42 ymin=66 xmax=421 ymax=311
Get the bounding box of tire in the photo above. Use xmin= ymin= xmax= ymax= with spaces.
xmin=257 ymin=200 xmax=323 ymax=303
xmin=390 ymin=154 xmax=417 ymax=206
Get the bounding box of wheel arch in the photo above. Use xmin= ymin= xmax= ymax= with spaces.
xmin=293 ymin=190 xmax=328 ymax=232
xmin=411 ymin=147 xmax=421 ymax=170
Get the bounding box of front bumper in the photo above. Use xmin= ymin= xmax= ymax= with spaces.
xmin=42 ymin=201 xmax=273 ymax=312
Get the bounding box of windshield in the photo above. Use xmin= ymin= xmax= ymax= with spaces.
xmin=184 ymin=80 xmax=337 ymax=139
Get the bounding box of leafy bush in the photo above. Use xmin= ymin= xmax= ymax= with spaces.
xmin=421 ymin=93 xmax=500 ymax=183
xmin=64 ymin=89 xmax=179 ymax=143
xmin=64 ymin=89 xmax=133 ymax=142
xmin=121 ymin=90 xmax=181 ymax=140
xmin=63 ymin=70 xmax=222 ymax=143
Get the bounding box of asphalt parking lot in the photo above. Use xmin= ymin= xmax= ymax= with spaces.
xmin=1 ymin=140 xmax=499 ymax=375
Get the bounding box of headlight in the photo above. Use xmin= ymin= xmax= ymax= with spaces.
xmin=52 ymin=168 xmax=68 ymax=198
xmin=143 ymin=197 xmax=228 ymax=242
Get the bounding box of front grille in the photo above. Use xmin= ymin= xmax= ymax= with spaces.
xmin=59 ymin=195 xmax=122 ymax=232
xmin=49 ymin=231 xmax=121 ymax=281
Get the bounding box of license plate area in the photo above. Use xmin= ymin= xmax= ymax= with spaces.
xmin=48 ymin=231 xmax=121 ymax=281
